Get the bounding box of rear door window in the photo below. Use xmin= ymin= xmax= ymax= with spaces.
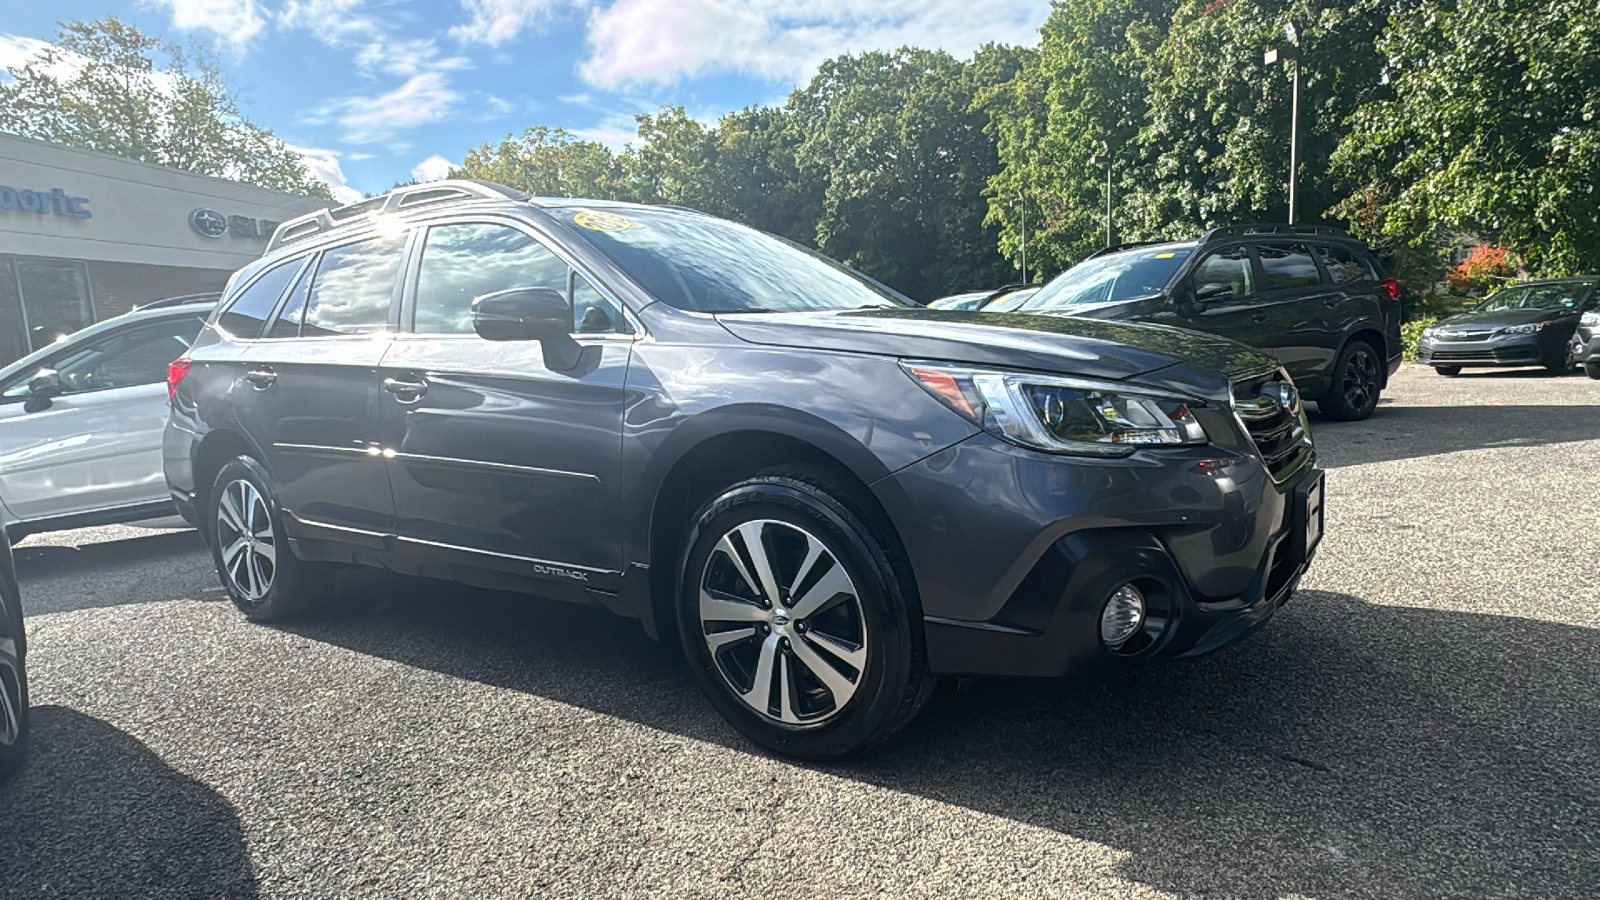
xmin=300 ymin=234 xmax=408 ymax=337
xmin=1256 ymin=243 xmax=1324 ymax=291
xmin=216 ymin=259 xmax=302 ymax=339
xmin=1317 ymin=244 xmax=1373 ymax=284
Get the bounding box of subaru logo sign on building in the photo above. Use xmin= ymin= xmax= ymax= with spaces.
xmin=190 ymin=207 xmax=228 ymax=238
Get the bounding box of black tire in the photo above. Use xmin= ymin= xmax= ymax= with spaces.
xmin=1587 ymin=362 xmax=1600 ymax=380
xmin=676 ymin=470 xmax=927 ymax=759
xmin=1545 ymin=344 xmax=1576 ymax=375
xmin=0 ymin=563 xmax=27 ymax=781
xmin=1434 ymin=365 xmax=1462 ymax=377
xmin=1320 ymin=341 xmax=1383 ymax=420
xmin=209 ymin=456 xmax=336 ymax=622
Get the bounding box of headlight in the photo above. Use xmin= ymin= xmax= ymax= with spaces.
xmin=1582 ymin=311 xmax=1599 ymax=326
xmin=902 ymin=361 xmax=1208 ymax=456
xmin=1420 ymin=326 xmax=1438 ymax=339
xmin=1498 ymin=322 xmax=1549 ymax=335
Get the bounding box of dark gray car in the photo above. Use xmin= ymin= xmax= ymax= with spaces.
xmin=1573 ymin=307 xmax=1600 ymax=379
xmin=0 ymin=510 xmax=26 ymax=780
xmin=1005 ymin=227 xmax=1403 ymax=421
xmin=165 ymin=181 xmax=1325 ymax=757
xmin=1419 ymin=278 xmax=1598 ymax=376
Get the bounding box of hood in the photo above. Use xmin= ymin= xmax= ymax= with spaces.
xmin=1436 ymin=306 xmax=1579 ymax=331
xmin=715 ymin=308 xmax=1276 ymax=396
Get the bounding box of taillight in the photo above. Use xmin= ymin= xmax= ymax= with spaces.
xmin=1380 ymin=278 xmax=1401 ymax=301
xmin=167 ymin=357 xmax=193 ymax=401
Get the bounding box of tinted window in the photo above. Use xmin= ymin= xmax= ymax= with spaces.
xmin=548 ymin=207 xmax=904 ymax=312
xmin=571 ymin=272 xmax=617 ymax=333
xmin=301 ymin=235 xmax=407 ymax=337
xmin=1190 ymin=246 xmax=1255 ymax=298
xmin=1318 ymin=244 xmax=1372 ymax=283
xmin=217 ymin=259 xmax=301 ymax=339
xmin=1 ymin=315 xmax=205 ymax=400
xmin=1257 ymin=243 xmax=1323 ymax=290
xmin=1023 ymin=246 xmax=1193 ymax=311
xmin=1474 ymin=281 xmax=1599 ymax=312
xmin=266 ymin=263 xmax=313 ymax=339
xmin=415 ymin=224 xmax=568 ymax=334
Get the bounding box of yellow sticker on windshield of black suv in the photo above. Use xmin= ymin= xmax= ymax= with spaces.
xmin=573 ymin=210 xmax=641 ymax=232
xmin=1156 ymin=252 xmax=1175 ymax=258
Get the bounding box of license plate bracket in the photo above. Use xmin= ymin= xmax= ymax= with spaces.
xmin=1297 ymin=472 xmax=1325 ymax=562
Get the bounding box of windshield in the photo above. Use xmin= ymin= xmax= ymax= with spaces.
xmin=548 ymin=207 xmax=906 ymax=313
xmin=1474 ymin=282 xmax=1597 ymax=312
xmin=1020 ymin=246 xmax=1194 ymax=312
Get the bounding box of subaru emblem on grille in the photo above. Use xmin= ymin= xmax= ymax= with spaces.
xmin=1277 ymin=383 xmax=1300 ymax=415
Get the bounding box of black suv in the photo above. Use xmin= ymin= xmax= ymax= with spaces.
xmin=166 ymin=182 xmax=1326 ymax=757
xmin=1008 ymin=226 xmax=1403 ymax=420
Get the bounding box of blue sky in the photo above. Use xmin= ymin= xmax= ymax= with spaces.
xmin=0 ymin=1 xmax=1051 ymax=202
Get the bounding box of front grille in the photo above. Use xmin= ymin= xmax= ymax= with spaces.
xmin=1426 ymin=346 xmax=1538 ymax=362
xmin=1230 ymin=371 xmax=1312 ymax=480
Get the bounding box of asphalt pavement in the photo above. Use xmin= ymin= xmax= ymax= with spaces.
xmin=2 ymin=364 xmax=1597 ymax=898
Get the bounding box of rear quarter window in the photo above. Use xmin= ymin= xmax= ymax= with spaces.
xmin=216 ymin=259 xmax=303 ymax=339
xmin=1317 ymin=244 xmax=1375 ymax=284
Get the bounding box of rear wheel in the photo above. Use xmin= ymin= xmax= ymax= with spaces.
xmin=677 ymin=471 xmax=926 ymax=758
xmin=209 ymin=457 xmax=336 ymax=621
xmin=1434 ymin=365 xmax=1462 ymax=377
xmin=1320 ymin=341 xmax=1382 ymax=420
xmin=0 ymin=567 xmax=27 ymax=781
xmin=1545 ymin=345 xmax=1576 ymax=375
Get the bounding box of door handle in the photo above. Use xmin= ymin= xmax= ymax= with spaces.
xmin=245 ymin=368 xmax=277 ymax=389
xmin=383 ymin=375 xmax=428 ymax=402
xmin=1252 ymin=313 xmax=1269 ymax=323
xmin=1324 ymin=297 xmax=1342 ymax=307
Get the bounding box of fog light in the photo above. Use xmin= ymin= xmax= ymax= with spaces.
xmin=1100 ymin=584 xmax=1146 ymax=648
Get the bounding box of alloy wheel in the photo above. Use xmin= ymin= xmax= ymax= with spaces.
xmin=697 ymin=519 xmax=868 ymax=725
xmin=1342 ymin=348 xmax=1378 ymax=412
xmin=0 ymin=601 xmax=22 ymax=749
xmin=217 ymin=479 xmax=276 ymax=601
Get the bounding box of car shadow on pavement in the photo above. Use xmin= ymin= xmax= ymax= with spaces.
xmin=1308 ymin=404 xmax=1600 ymax=468
xmin=290 ymin=575 xmax=1599 ymax=899
xmin=0 ymin=706 xmax=259 ymax=899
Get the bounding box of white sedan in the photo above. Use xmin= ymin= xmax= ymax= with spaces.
xmin=0 ymin=297 xmax=214 ymax=540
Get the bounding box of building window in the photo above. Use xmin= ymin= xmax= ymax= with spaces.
xmin=0 ymin=256 xmax=97 ymax=366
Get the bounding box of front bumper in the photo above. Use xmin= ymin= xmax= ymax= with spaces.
xmin=1572 ymin=327 xmax=1599 ymax=364
xmin=876 ymin=429 xmax=1323 ymax=678
xmin=1417 ymin=332 xmax=1557 ymax=368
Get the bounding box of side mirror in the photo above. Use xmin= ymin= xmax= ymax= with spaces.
xmin=1194 ymin=282 xmax=1234 ymax=302
xmin=24 ymin=368 xmax=62 ymax=413
xmin=471 ymin=287 xmax=571 ymax=342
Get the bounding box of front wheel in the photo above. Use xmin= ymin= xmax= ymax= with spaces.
xmin=676 ymin=472 xmax=926 ymax=758
xmin=1586 ymin=362 xmax=1600 ymax=380
xmin=1545 ymin=345 xmax=1576 ymax=375
xmin=1434 ymin=365 xmax=1462 ymax=377
xmin=1320 ymin=341 xmax=1383 ymax=420
xmin=0 ymin=568 xmax=27 ymax=781
xmin=209 ymin=456 xmax=335 ymax=621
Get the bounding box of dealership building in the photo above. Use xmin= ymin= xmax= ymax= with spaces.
xmin=0 ymin=133 xmax=329 ymax=367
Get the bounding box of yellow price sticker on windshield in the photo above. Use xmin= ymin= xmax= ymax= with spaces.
xmin=573 ymin=210 xmax=641 ymax=232
xmin=1155 ymin=252 xmax=1175 ymax=258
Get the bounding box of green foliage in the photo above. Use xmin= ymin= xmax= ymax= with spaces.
xmin=1332 ymin=0 xmax=1600 ymax=276
xmin=0 ymin=17 xmax=331 ymax=199
xmin=455 ymin=126 xmax=636 ymax=201
xmin=1400 ymin=317 xmax=1437 ymax=361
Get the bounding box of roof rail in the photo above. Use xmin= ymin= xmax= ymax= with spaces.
xmin=265 ymin=179 xmax=530 ymax=253
xmin=1199 ymin=223 xmax=1349 ymax=243
xmin=135 ymin=292 xmax=222 ymax=310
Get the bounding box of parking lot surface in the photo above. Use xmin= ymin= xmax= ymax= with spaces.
xmin=2 ymin=364 xmax=1597 ymax=899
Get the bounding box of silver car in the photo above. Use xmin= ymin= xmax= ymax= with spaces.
xmin=0 ymin=297 xmax=214 ymax=539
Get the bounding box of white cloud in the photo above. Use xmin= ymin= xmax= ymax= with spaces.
xmin=0 ymin=35 xmax=51 ymax=76
xmin=450 ymin=0 xmax=573 ymax=46
xmin=142 ymin=0 xmax=268 ymax=49
xmin=304 ymin=71 xmax=461 ymax=144
xmin=580 ymin=0 xmax=1046 ymax=88
xmin=569 ymin=123 xmax=635 ymax=151
xmin=285 ymin=143 xmax=363 ymax=204
xmin=412 ymin=154 xmax=457 ymax=182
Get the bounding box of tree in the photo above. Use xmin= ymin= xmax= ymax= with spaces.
xmin=1332 ymin=0 xmax=1600 ymax=276
xmin=454 ymin=126 xmax=635 ymax=200
xmin=0 ymin=17 xmax=330 ymax=198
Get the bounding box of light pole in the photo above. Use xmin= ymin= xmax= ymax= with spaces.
xmin=1264 ymin=22 xmax=1302 ymax=225
xmin=1088 ymin=142 xmax=1113 ymax=247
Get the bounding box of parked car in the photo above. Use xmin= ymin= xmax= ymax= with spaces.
xmin=1573 ymin=307 xmax=1600 ymax=379
xmin=0 ymin=510 xmax=26 ymax=781
xmin=926 ymin=284 xmax=1036 ymax=311
xmin=1417 ymin=278 xmax=1599 ymax=376
xmin=1003 ymin=226 xmax=1403 ymax=420
xmin=982 ymin=286 xmax=1041 ymax=312
xmin=167 ymin=181 xmax=1325 ymax=758
xmin=0 ymin=296 xmax=217 ymax=540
